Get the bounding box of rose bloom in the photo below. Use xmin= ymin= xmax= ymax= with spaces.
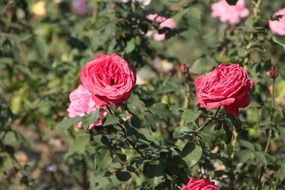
xmin=269 ymin=8 xmax=285 ymax=36
xmin=181 ymin=177 xmax=219 ymax=190
xmin=211 ymin=0 xmax=249 ymax=24
xmin=80 ymin=54 xmax=136 ymax=106
xmin=195 ymin=64 xmax=254 ymax=115
xmin=146 ymin=14 xmax=177 ymax=41
xmin=67 ymin=85 xmax=107 ymax=130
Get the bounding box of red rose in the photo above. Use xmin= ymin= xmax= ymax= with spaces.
xmin=80 ymin=54 xmax=136 ymax=106
xmin=181 ymin=177 xmax=219 ymax=190
xmin=195 ymin=64 xmax=254 ymax=115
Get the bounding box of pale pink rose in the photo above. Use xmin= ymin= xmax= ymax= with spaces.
xmin=211 ymin=0 xmax=249 ymax=24
xmin=80 ymin=54 xmax=136 ymax=106
xmin=146 ymin=14 xmax=176 ymax=41
xmin=147 ymin=14 xmax=177 ymax=29
xmin=67 ymin=85 xmax=107 ymax=130
xmin=269 ymin=8 xmax=285 ymax=36
xmin=72 ymin=0 xmax=90 ymax=16
xmin=181 ymin=177 xmax=219 ymax=190
xmin=153 ymin=33 xmax=166 ymax=41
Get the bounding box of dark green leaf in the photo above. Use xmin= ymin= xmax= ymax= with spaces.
xmin=115 ymin=171 xmax=131 ymax=182
xmin=226 ymin=0 xmax=238 ymax=5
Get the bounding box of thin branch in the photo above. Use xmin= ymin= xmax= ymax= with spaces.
xmin=256 ymin=77 xmax=275 ymax=190
xmin=106 ymin=106 xmax=145 ymax=158
xmin=195 ymin=107 xmax=221 ymax=134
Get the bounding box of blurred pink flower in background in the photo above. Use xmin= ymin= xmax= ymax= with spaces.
xmin=67 ymin=85 xmax=107 ymax=130
xmin=120 ymin=0 xmax=152 ymax=7
xmin=72 ymin=0 xmax=90 ymax=16
xmin=211 ymin=0 xmax=249 ymax=24
xmin=146 ymin=14 xmax=177 ymax=41
xmin=269 ymin=8 xmax=285 ymax=35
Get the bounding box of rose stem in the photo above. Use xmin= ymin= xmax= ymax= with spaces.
xmin=195 ymin=106 xmax=221 ymax=134
xmin=256 ymin=77 xmax=276 ymax=190
xmin=106 ymin=106 xmax=145 ymax=158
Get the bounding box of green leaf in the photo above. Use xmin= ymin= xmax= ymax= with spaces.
xmin=144 ymin=112 xmax=156 ymax=129
xmin=55 ymin=117 xmax=81 ymax=130
xmin=239 ymin=140 xmax=255 ymax=151
xmin=127 ymin=95 xmax=146 ymax=114
xmin=69 ymin=134 xmax=90 ymax=154
xmin=143 ymin=160 xmax=165 ymax=178
xmin=255 ymin=151 xmax=267 ymax=166
xmin=182 ymin=144 xmax=202 ymax=168
xmin=103 ymin=115 xmax=120 ymax=126
xmin=237 ymin=150 xmax=255 ymax=163
xmin=81 ymin=110 xmax=100 ymax=129
xmin=149 ymin=103 xmax=171 ymax=120
xmin=125 ymin=38 xmax=135 ymax=53
xmin=191 ymin=56 xmax=217 ymax=75
xmin=35 ymin=37 xmax=48 ymax=62
xmin=226 ymin=0 xmax=238 ymax=5
xmin=94 ymin=150 xmax=112 ymax=170
xmin=182 ymin=109 xmax=201 ymax=123
xmin=173 ymin=126 xmax=192 ymax=139
xmin=115 ymin=171 xmax=131 ymax=182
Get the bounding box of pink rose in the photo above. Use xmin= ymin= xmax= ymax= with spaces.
xmin=195 ymin=64 xmax=254 ymax=115
xmin=146 ymin=14 xmax=176 ymax=41
xmin=211 ymin=0 xmax=249 ymax=24
xmin=181 ymin=177 xmax=219 ymax=190
xmin=67 ymin=85 xmax=107 ymax=130
xmin=269 ymin=8 xmax=285 ymax=36
xmin=72 ymin=0 xmax=90 ymax=16
xmin=80 ymin=54 xmax=136 ymax=106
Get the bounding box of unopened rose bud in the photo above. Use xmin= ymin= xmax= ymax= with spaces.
xmin=268 ymin=66 xmax=278 ymax=79
xmin=180 ymin=64 xmax=188 ymax=72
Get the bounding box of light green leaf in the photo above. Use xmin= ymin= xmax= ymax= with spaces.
xmin=103 ymin=115 xmax=120 ymax=126
xmin=182 ymin=109 xmax=201 ymax=123
xmin=55 ymin=117 xmax=81 ymax=130
xmin=182 ymin=144 xmax=202 ymax=168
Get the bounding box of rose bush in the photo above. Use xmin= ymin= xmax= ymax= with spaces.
xmin=1 ymin=0 xmax=285 ymax=189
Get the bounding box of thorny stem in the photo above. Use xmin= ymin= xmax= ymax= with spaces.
xmin=256 ymin=78 xmax=275 ymax=190
xmin=106 ymin=106 xmax=145 ymax=158
xmin=195 ymin=107 xmax=221 ymax=134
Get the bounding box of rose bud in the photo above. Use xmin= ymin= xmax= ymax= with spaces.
xmin=180 ymin=64 xmax=188 ymax=73
xmin=268 ymin=66 xmax=278 ymax=79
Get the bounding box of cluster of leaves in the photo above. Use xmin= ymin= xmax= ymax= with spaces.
xmin=1 ymin=0 xmax=285 ymax=189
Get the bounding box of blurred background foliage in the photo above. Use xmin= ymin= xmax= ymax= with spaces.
xmin=1 ymin=0 xmax=285 ymax=189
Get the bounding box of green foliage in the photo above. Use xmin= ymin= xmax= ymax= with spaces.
xmin=1 ymin=0 xmax=285 ymax=189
